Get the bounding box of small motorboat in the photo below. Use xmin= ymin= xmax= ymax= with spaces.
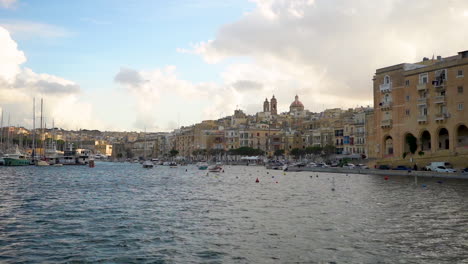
xmin=197 ymin=162 xmax=209 ymax=170
xmin=142 ymin=160 xmax=154 ymax=168
xmin=169 ymin=162 xmax=178 ymax=168
xmin=37 ymin=160 xmax=50 ymax=166
xmin=208 ymin=165 xmax=223 ymax=173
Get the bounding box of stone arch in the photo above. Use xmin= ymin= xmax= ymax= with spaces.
xmin=383 ymin=135 xmax=393 ymax=156
xmin=403 ymin=133 xmax=418 ymax=154
xmin=437 ymin=127 xmax=449 ymax=150
xmin=420 ymin=130 xmax=431 ymax=151
xmin=456 ymin=124 xmax=468 ymax=147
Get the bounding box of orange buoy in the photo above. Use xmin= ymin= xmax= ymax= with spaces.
xmin=384 ymin=176 xmax=389 ymax=180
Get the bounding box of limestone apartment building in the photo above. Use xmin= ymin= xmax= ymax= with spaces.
xmin=373 ymin=50 xmax=468 ymax=168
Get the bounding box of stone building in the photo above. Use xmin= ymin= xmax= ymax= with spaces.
xmin=373 ymin=50 xmax=468 ymax=167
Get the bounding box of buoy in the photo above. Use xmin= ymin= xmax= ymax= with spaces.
xmin=272 ymin=176 xmax=274 ymax=178
xmin=222 ymin=170 xmax=224 ymax=173
xmin=267 ymin=172 xmax=269 ymax=174
xmin=437 ymin=180 xmax=443 ymax=184
xmin=331 ymin=188 xmax=335 ymax=191
xmin=255 ymin=178 xmax=259 ymax=183
xmin=185 ymin=169 xmax=187 ymax=172
xmin=422 ymin=184 xmax=427 ymax=188
xmin=276 ymin=181 xmax=278 ymax=183
xmin=316 ymin=175 xmax=318 ymax=178
xmin=283 ymin=172 xmax=286 ymax=175
xmin=310 ymin=175 xmax=313 ymax=178
xmin=384 ymin=176 xmax=389 ymax=180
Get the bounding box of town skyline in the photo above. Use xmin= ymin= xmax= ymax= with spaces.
xmin=1 ymin=0 xmax=468 ymax=131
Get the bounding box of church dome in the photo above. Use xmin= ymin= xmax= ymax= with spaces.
xmin=290 ymin=95 xmax=304 ymax=110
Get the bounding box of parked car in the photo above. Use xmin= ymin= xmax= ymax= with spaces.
xmin=378 ymin=165 xmax=390 ymax=170
xmin=307 ymin=162 xmax=317 ymax=167
xmin=342 ymin=163 xmax=356 ymax=169
xmin=431 ymin=166 xmax=456 ymax=173
xmin=316 ymin=162 xmax=329 ymax=168
xmin=393 ymin=165 xmax=410 ymax=171
xmin=461 ymin=168 xmax=468 ymax=173
xmin=356 ymin=164 xmax=369 ymax=169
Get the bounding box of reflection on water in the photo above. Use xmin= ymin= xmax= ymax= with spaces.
xmin=0 ymin=163 xmax=467 ymax=263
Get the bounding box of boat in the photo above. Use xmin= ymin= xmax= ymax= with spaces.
xmin=197 ymin=162 xmax=209 ymax=170
xmin=169 ymin=162 xmax=178 ymax=168
xmin=208 ymin=165 xmax=223 ymax=173
xmin=266 ymin=160 xmax=286 ymax=170
xmin=142 ymin=160 xmax=153 ymax=168
xmin=3 ymin=146 xmax=30 ymax=166
xmin=36 ymin=160 xmax=50 ymax=166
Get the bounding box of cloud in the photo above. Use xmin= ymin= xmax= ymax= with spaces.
xmin=80 ymin=17 xmax=111 ymax=25
xmin=0 ymin=26 xmax=104 ymax=130
xmin=0 ymin=20 xmax=71 ymax=39
xmin=114 ymin=67 xmax=145 ymax=86
xmin=232 ymin=80 xmax=263 ymax=91
xmin=182 ymin=0 xmax=468 ymax=110
xmin=0 ymin=0 xmax=16 ymax=9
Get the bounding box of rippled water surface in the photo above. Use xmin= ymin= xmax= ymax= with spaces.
xmin=1 ymin=162 xmax=467 ymax=263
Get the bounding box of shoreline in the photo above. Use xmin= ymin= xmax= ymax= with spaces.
xmin=285 ymin=166 xmax=468 ymax=180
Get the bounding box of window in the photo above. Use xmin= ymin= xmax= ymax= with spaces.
xmin=384 ymin=75 xmax=390 ymax=84
xmin=457 ymin=69 xmax=464 ymax=77
xmin=458 ymin=103 xmax=464 ymax=111
xmin=405 ymin=95 xmax=410 ymax=102
xmin=405 ymin=80 xmax=410 ymax=86
xmin=405 ymin=109 xmax=410 ymax=116
xmin=458 ymin=86 xmax=464 ymax=94
xmin=419 ymin=73 xmax=428 ymax=84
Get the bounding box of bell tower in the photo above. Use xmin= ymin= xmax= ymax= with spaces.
xmin=263 ymin=98 xmax=270 ymax=112
xmin=270 ymin=95 xmax=277 ymax=115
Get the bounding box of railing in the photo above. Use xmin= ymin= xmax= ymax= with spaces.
xmin=417 ymin=115 xmax=427 ymax=122
xmin=417 ymin=97 xmax=427 ymax=105
xmin=435 ymin=113 xmax=450 ymax=121
xmin=380 ymin=101 xmax=392 ymax=110
xmin=417 ymin=83 xmax=428 ymax=91
xmin=434 ymin=95 xmax=446 ymax=104
xmin=380 ymin=119 xmax=392 ymax=127
xmin=379 ymin=82 xmax=392 ymax=93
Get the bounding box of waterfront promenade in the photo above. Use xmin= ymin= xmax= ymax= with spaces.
xmin=286 ymin=166 xmax=468 ymax=180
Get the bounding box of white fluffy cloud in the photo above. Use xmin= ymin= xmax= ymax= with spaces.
xmin=184 ymin=0 xmax=468 ymax=110
xmin=0 ymin=26 xmax=103 ymax=130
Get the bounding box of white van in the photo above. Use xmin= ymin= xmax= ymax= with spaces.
xmin=425 ymin=162 xmax=453 ymax=171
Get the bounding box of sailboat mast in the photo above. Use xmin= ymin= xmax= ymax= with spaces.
xmin=6 ymin=113 xmax=10 ymax=151
xmin=144 ymin=128 xmax=147 ymax=160
xmin=40 ymin=98 xmax=43 ymax=158
xmin=32 ymin=98 xmax=36 ymax=159
xmin=0 ymin=109 xmax=3 ymax=149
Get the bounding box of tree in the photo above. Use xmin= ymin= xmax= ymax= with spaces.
xmin=228 ymin=147 xmax=264 ymax=156
xmin=305 ymin=146 xmax=322 ymax=155
xmin=405 ymin=134 xmax=418 ymax=154
xmin=290 ymin=148 xmax=306 ymax=159
xmin=322 ymin=145 xmax=336 ymax=156
xmin=169 ymin=149 xmax=179 ymax=157
xmin=274 ymin=149 xmax=285 ymax=157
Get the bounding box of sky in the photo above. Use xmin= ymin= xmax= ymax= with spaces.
xmin=1 ymin=0 xmax=468 ymax=132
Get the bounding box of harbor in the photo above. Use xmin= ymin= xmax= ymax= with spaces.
xmin=0 ymin=162 xmax=467 ymax=263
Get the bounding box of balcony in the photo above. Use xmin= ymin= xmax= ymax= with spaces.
xmin=380 ymin=119 xmax=392 ymax=128
xmin=435 ymin=113 xmax=450 ymax=122
xmin=434 ymin=95 xmax=446 ymax=104
xmin=417 ymin=115 xmax=427 ymax=123
xmin=433 ymin=80 xmax=446 ymax=90
xmin=379 ymin=82 xmax=392 ymax=93
xmin=380 ymin=101 xmax=392 ymax=110
xmin=417 ymin=83 xmax=428 ymax=91
xmin=417 ymin=97 xmax=427 ymax=106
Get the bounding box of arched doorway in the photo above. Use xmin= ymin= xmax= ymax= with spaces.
xmin=384 ymin=136 xmax=393 ymax=156
xmin=420 ymin=130 xmax=431 ymax=151
xmin=438 ymin=128 xmax=449 ymax=150
xmin=404 ymin=133 xmax=418 ymax=154
xmin=456 ymin=125 xmax=468 ymax=147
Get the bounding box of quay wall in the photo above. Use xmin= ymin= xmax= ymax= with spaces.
xmin=285 ymin=167 xmax=468 ymax=180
